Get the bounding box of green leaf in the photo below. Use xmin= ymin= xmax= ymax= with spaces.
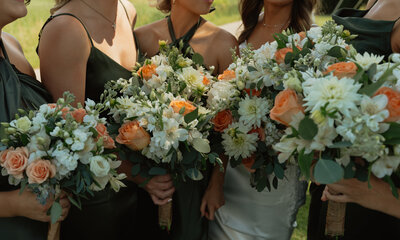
xmin=131 ymin=164 xmax=141 ymax=176
xmin=186 ymin=168 xmax=204 ymax=181
xmin=367 ymin=63 xmax=377 ymax=79
xmin=247 ymin=66 xmax=257 ymax=72
xmin=327 ymin=46 xmax=346 ymax=59
xmin=359 ymin=62 xmax=400 ymax=96
xmin=274 ymin=164 xmax=285 ymax=179
xmin=298 ymin=117 xmax=318 ymax=141
xmin=314 ymin=159 xmax=344 ymax=184
xmin=272 ymin=176 xmax=279 ymax=189
xmin=298 ymin=149 xmax=313 ymax=179
xmin=382 ymin=123 xmax=400 ymax=140
xmin=256 ymin=175 xmax=268 ymax=192
xmin=184 ymin=108 xmax=198 ymax=124
xmin=284 ymin=52 xmax=294 ymax=65
xmin=149 ymin=167 xmax=167 ymax=176
xmin=19 ymin=178 xmax=28 ymax=195
xmin=328 ymin=141 xmax=352 ymax=148
xmin=192 ymin=53 xmax=204 ymax=66
xmin=344 ymin=161 xmax=355 ymax=179
xmin=50 ymin=201 xmax=62 ymax=224
xmin=67 ymin=195 xmax=82 ymax=210
xmin=384 ymin=176 xmax=399 ymax=199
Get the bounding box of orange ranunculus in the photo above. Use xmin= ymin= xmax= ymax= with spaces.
xmin=212 ymin=110 xmax=233 ymax=132
xmin=116 ymin=121 xmax=151 ymax=151
xmin=270 ymin=89 xmax=304 ymax=126
xmin=96 ymin=123 xmax=116 ymax=149
xmin=249 ymin=128 xmax=266 ymax=142
xmin=324 ymin=62 xmax=358 ymax=79
xmin=244 ymin=88 xmax=262 ymax=97
xmin=218 ymin=70 xmax=236 ymax=81
xmin=26 ymin=159 xmax=56 ymax=184
xmin=137 ymin=64 xmax=157 ymax=80
xmin=169 ymin=100 xmax=196 ymax=116
xmin=203 ymin=75 xmax=210 ymax=85
xmin=70 ymin=108 xmax=87 ymax=123
xmin=275 ymin=48 xmax=294 ymax=65
xmin=242 ymin=155 xmax=256 ymax=173
xmin=374 ymin=87 xmax=400 ymax=122
xmin=2 ymin=147 xmax=29 ymax=179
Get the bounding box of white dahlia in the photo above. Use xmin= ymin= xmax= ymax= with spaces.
xmin=238 ymin=96 xmax=270 ymax=128
xmin=222 ymin=122 xmax=258 ymax=160
xmin=354 ymin=52 xmax=384 ymax=70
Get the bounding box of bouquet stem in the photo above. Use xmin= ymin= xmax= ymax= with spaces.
xmin=325 ymin=190 xmax=346 ymax=236
xmin=159 ymin=201 xmax=172 ymax=231
xmin=47 ymin=222 xmax=60 ymax=240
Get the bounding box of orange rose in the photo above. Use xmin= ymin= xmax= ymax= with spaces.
xmin=203 ymin=75 xmax=210 ymax=85
xmin=169 ymin=100 xmax=196 ymax=116
xmin=299 ymin=31 xmax=306 ymax=40
xmin=2 ymin=147 xmax=29 ymax=179
xmin=218 ymin=70 xmax=236 ymax=81
xmin=137 ymin=64 xmax=157 ymax=80
xmin=324 ymin=62 xmax=358 ymax=79
xmin=70 ymin=108 xmax=87 ymax=123
xmin=212 ymin=110 xmax=233 ymax=132
xmin=270 ymin=89 xmax=304 ymax=126
xmin=242 ymin=155 xmax=256 ymax=173
xmin=26 ymin=159 xmax=56 ymax=184
xmin=116 ymin=121 xmax=151 ymax=151
xmin=48 ymin=103 xmax=57 ymax=109
xmin=95 ymin=123 xmax=116 ymax=149
xmin=244 ymin=88 xmax=262 ymax=97
xmin=374 ymin=87 xmax=400 ymax=122
xmin=249 ymin=128 xmax=266 ymax=142
xmin=275 ymin=48 xmax=294 ymax=65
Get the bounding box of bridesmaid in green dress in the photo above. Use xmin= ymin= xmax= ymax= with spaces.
xmin=0 ymin=1 xmax=71 ymax=239
xmin=37 ymin=0 xmax=140 ymax=239
xmin=135 ymin=1 xmax=238 ymax=239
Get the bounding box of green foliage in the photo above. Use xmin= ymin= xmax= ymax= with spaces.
xmin=314 ymin=158 xmax=344 ymax=184
xmin=50 ymin=201 xmax=62 ymax=224
xmin=298 ymin=117 xmax=318 ymax=141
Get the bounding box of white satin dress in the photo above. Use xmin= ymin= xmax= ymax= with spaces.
xmin=208 ymin=42 xmax=307 ymax=240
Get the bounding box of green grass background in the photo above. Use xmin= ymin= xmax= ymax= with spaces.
xmin=4 ymin=1 xmax=321 ymax=237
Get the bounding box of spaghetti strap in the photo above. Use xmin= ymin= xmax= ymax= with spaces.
xmin=119 ymin=0 xmax=132 ymax=27
xmin=37 ymin=13 xmax=94 ymax=53
xmin=0 ymin=39 xmax=9 ymax=61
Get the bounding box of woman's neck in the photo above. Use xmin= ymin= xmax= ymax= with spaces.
xmin=263 ymin=1 xmax=292 ymax=26
xmin=78 ymin=0 xmax=119 ymax=20
xmin=170 ymin=4 xmax=201 ymax=39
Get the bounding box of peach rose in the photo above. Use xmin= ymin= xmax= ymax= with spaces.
xmin=275 ymin=48 xmax=294 ymax=65
xmin=2 ymin=147 xmax=29 ymax=179
xmin=116 ymin=121 xmax=151 ymax=151
xmin=244 ymin=88 xmax=262 ymax=97
xmin=374 ymin=87 xmax=400 ymax=122
xmin=0 ymin=149 xmax=10 ymax=165
xmin=95 ymin=123 xmax=116 ymax=149
xmin=324 ymin=62 xmax=358 ymax=79
xmin=170 ymin=100 xmax=196 ymax=116
xmin=242 ymin=155 xmax=256 ymax=173
xmin=212 ymin=110 xmax=233 ymax=132
xmin=203 ymin=75 xmax=210 ymax=85
xmin=26 ymin=159 xmax=56 ymax=184
xmin=137 ymin=64 xmax=157 ymax=80
xmin=70 ymin=108 xmax=87 ymax=123
xmin=218 ymin=70 xmax=236 ymax=81
xmin=270 ymin=89 xmax=304 ymax=126
xmin=249 ymin=128 xmax=266 ymax=142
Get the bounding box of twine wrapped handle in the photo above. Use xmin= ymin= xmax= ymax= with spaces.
xmin=325 ymin=189 xmax=346 ymax=236
xmin=159 ymin=200 xmax=173 ymax=231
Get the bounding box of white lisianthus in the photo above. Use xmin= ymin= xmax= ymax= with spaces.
xmin=371 ymin=155 xmax=400 ymax=178
xmin=222 ymin=123 xmax=258 ymax=160
xmin=303 ymin=76 xmax=362 ymax=118
xmin=360 ymin=95 xmax=389 ymax=131
xmin=273 ymin=137 xmax=298 ymax=163
xmin=90 ymin=156 xmax=111 ymax=177
xmin=354 ymin=52 xmax=384 ymax=70
xmin=151 ymin=117 xmax=188 ymax=152
xmin=11 ymin=116 xmax=31 ymax=133
xmin=238 ymin=96 xmax=269 ymax=128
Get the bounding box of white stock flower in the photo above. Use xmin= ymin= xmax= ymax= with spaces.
xmin=207 ymin=81 xmax=237 ymax=109
xmin=372 ymin=155 xmax=400 ymax=178
xmin=354 ymin=52 xmax=384 ymax=70
xmin=90 ymin=156 xmax=111 ymax=177
xmin=238 ymin=96 xmax=269 ymax=128
xmin=69 ymin=128 xmax=90 ymax=151
xmin=303 ymin=76 xmax=362 ymax=118
xmin=222 ymin=122 xmax=258 ymax=160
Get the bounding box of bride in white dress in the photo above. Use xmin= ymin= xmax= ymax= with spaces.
xmin=209 ymin=0 xmax=316 ymax=239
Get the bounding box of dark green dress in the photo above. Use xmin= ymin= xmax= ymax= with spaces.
xmin=38 ymin=13 xmax=138 ymax=240
xmin=135 ymin=16 xmax=210 ymax=240
xmin=308 ymin=2 xmax=400 ymax=239
xmin=0 ymin=39 xmax=53 ymax=239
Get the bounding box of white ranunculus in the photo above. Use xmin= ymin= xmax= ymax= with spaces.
xmin=12 ymin=116 xmax=31 ymax=133
xmin=90 ymin=156 xmax=111 ymax=177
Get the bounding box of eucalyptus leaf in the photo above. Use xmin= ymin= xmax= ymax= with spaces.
xmin=274 ymin=164 xmax=285 ymax=179
xmin=186 ymin=168 xmax=204 ymax=181
xmin=328 ymin=141 xmax=352 ymax=149
xmin=131 ymin=164 xmax=141 ymax=176
xmin=50 ymin=202 xmax=62 ymax=224
xmin=314 ymin=159 xmax=344 ymax=184
xmin=298 ymin=117 xmax=318 ymax=140
xmin=298 ymin=149 xmax=313 ymax=179
xmin=184 ymin=108 xmax=198 ymax=124
xmin=149 ymin=167 xmax=167 ymax=176
xmin=192 ymin=53 xmax=204 ymax=66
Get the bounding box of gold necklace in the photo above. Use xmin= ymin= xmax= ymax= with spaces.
xmin=80 ymin=0 xmax=119 ymax=29
xmin=263 ymin=18 xmax=290 ymax=30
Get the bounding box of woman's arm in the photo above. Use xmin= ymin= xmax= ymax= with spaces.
xmin=38 ymin=16 xmax=91 ymax=105
xmin=216 ymin=30 xmax=239 ymax=74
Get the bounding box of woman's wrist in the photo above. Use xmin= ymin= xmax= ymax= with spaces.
xmin=0 ymin=190 xmax=19 ymax=217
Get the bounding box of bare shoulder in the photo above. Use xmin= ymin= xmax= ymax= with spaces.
xmin=135 ymin=19 xmax=167 ymax=56
xmin=121 ymin=0 xmax=137 ymax=26
xmin=1 ymin=32 xmax=23 ymax=53
xmin=38 ymin=14 xmax=91 ymax=59
xmin=202 ymin=21 xmax=238 ymax=49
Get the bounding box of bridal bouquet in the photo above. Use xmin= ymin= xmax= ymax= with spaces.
xmin=271 ymin=50 xmax=400 ymax=235
xmin=0 ymin=92 xmax=125 ymax=224
xmin=103 ymin=41 xmax=221 ymax=229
